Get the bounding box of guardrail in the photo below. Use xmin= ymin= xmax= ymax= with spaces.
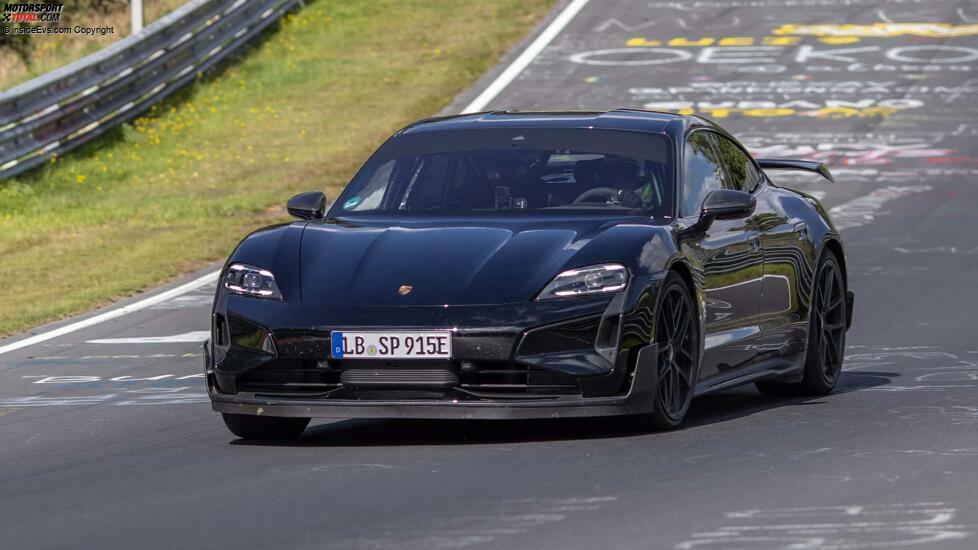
xmin=0 ymin=0 xmax=300 ymax=180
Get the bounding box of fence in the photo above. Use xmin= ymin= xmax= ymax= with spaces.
xmin=0 ymin=0 xmax=300 ymax=180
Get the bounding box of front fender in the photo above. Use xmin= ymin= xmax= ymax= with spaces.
xmin=223 ymin=222 xmax=307 ymax=303
xmin=567 ymin=223 xmax=679 ymax=277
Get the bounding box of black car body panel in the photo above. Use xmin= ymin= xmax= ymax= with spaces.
xmin=297 ymin=215 xmax=673 ymax=306
xmin=207 ymin=109 xmax=851 ymax=420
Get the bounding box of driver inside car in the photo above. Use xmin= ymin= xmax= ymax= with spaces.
xmin=571 ymin=156 xmax=651 ymax=208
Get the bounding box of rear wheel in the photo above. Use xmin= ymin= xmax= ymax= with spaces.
xmin=636 ymin=272 xmax=700 ymax=430
xmin=221 ymin=413 xmax=310 ymax=440
xmin=757 ymin=252 xmax=847 ymax=397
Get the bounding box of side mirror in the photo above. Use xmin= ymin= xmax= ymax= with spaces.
xmin=700 ymin=189 xmax=756 ymax=222
xmin=680 ymin=189 xmax=756 ymax=239
xmin=287 ymin=191 xmax=326 ymax=220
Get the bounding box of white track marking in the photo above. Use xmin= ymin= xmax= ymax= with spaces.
xmin=86 ymin=331 xmax=211 ymax=344
xmin=677 ymin=503 xmax=973 ymax=549
xmin=829 ymin=185 xmax=932 ymax=230
xmin=0 ymin=271 xmax=219 ymax=356
xmin=461 ymin=0 xmax=591 ymax=113
xmin=149 ymin=294 xmax=214 ymax=310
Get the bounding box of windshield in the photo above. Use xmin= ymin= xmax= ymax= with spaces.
xmin=330 ymin=128 xmax=674 ymax=218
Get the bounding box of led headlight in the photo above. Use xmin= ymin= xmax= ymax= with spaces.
xmin=536 ymin=264 xmax=628 ymax=300
xmin=223 ymin=263 xmax=283 ymax=300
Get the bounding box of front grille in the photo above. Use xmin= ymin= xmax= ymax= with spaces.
xmin=237 ymin=360 xmax=340 ymax=395
xmin=341 ymin=369 xmax=459 ymax=387
xmin=344 ymin=389 xmax=449 ymax=400
xmin=460 ymin=361 xmax=580 ymax=396
xmin=235 ymin=359 xmax=581 ymax=399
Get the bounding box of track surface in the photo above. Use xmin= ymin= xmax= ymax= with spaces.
xmin=3 ymin=1 xmax=978 ymax=548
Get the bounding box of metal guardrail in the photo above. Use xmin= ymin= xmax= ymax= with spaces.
xmin=0 ymin=0 xmax=300 ymax=180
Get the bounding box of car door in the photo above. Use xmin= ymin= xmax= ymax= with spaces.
xmin=713 ymin=133 xmax=810 ymax=359
xmin=680 ymin=131 xmax=764 ymax=380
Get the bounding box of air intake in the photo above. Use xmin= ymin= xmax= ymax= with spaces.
xmin=340 ymin=369 xmax=459 ymax=388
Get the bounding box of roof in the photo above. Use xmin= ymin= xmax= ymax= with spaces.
xmin=397 ymin=109 xmax=717 ymax=137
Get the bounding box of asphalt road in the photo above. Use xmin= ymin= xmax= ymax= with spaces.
xmin=3 ymin=1 xmax=978 ymax=548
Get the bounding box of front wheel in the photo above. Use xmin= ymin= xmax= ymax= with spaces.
xmin=221 ymin=413 xmax=310 ymax=440
xmin=635 ymin=271 xmax=700 ymax=430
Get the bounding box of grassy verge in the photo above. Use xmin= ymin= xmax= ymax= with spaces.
xmin=0 ymin=0 xmax=554 ymax=336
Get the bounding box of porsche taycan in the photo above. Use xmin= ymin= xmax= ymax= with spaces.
xmin=206 ymin=110 xmax=853 ymax=439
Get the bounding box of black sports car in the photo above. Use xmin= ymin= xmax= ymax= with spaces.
xmin=206 ymin=110 xmax=853 ymax=440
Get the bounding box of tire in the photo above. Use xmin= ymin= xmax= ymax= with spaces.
xmin=756 ymin=252 xmax=847 ymax=397
xmin=221 ymin=413 xmax=310 ymax=440
xmin=635 ymin=271 xmax=700 ymax=430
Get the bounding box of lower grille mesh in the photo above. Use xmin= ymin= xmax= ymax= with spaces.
xmin=340 ymin=369 xmax=459 ymax=387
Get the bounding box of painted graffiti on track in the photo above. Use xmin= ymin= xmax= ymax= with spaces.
xmin=487 ymin=1 xmax=978 ymax=191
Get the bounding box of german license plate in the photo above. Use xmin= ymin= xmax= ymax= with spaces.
xmin=330 ymin=331 xmax=452 ymax=359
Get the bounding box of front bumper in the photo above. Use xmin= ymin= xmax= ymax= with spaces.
xmin=209 ymin=343 xmax=658 ymax=419
xmin=207 ymin=274 xmax=664 ymax=419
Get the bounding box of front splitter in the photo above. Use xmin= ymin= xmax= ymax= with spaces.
xmin=209 ymin=344 xmax=658 ymax=420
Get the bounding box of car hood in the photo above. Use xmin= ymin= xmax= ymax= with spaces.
xmin=299 ymin=215 xmax=665 ymax=306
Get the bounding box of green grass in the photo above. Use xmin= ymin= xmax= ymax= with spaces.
xmin=0 ymin=0 xmax=554 ymax=336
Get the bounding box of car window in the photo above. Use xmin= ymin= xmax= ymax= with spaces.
xmin=344 ymin=160 xmax=394 ymax=211
xmin=393 ymin=154 xmax=449 ymax=211
xmin=682 ymin=132 xmax=725 ymax=217
xmin=331 ymin=128 xmax=675 ymax=220
xmin=445 ymin=155 xmax=492 ymax=210
xmin=714 ymin=134 xmax=760 ymax=193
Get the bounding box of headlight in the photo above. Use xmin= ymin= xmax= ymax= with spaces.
xmin=223 ymin=263 xmax=283 ymax=300
xmin=536 ymin=264 xmax=628 ymax=300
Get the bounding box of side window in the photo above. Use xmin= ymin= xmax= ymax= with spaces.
xmin=745 ymin=159 xmax=760 ymax=192
xmin=682 ymin=132 xmax=725 ymax=217
xmin=714 ymin=135 xmax=760 ymax=192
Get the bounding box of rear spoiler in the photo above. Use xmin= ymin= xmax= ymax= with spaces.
xmin=757 ymin=159 xmax=834 ymax=183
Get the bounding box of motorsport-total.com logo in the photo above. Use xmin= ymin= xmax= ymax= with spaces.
xmin=1 ymin=2 xmax=115 ymax=35
xmin=1 ymin=2 xmax=63 ymax=23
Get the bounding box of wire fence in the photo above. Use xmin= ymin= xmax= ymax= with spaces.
xmin=0 ymin=0 xmax=300 ymax=180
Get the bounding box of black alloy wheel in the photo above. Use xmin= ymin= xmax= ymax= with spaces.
xmin=757 ymin=252 xmax=847 ymax=396
xmin=645 ymin=272 xmax=699 ymax=430
xmin=811 ymin=255 xmax=847 ymax=386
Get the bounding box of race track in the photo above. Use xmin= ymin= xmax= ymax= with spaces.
xmin=3 ymin=1 xmax=978 ymax=548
